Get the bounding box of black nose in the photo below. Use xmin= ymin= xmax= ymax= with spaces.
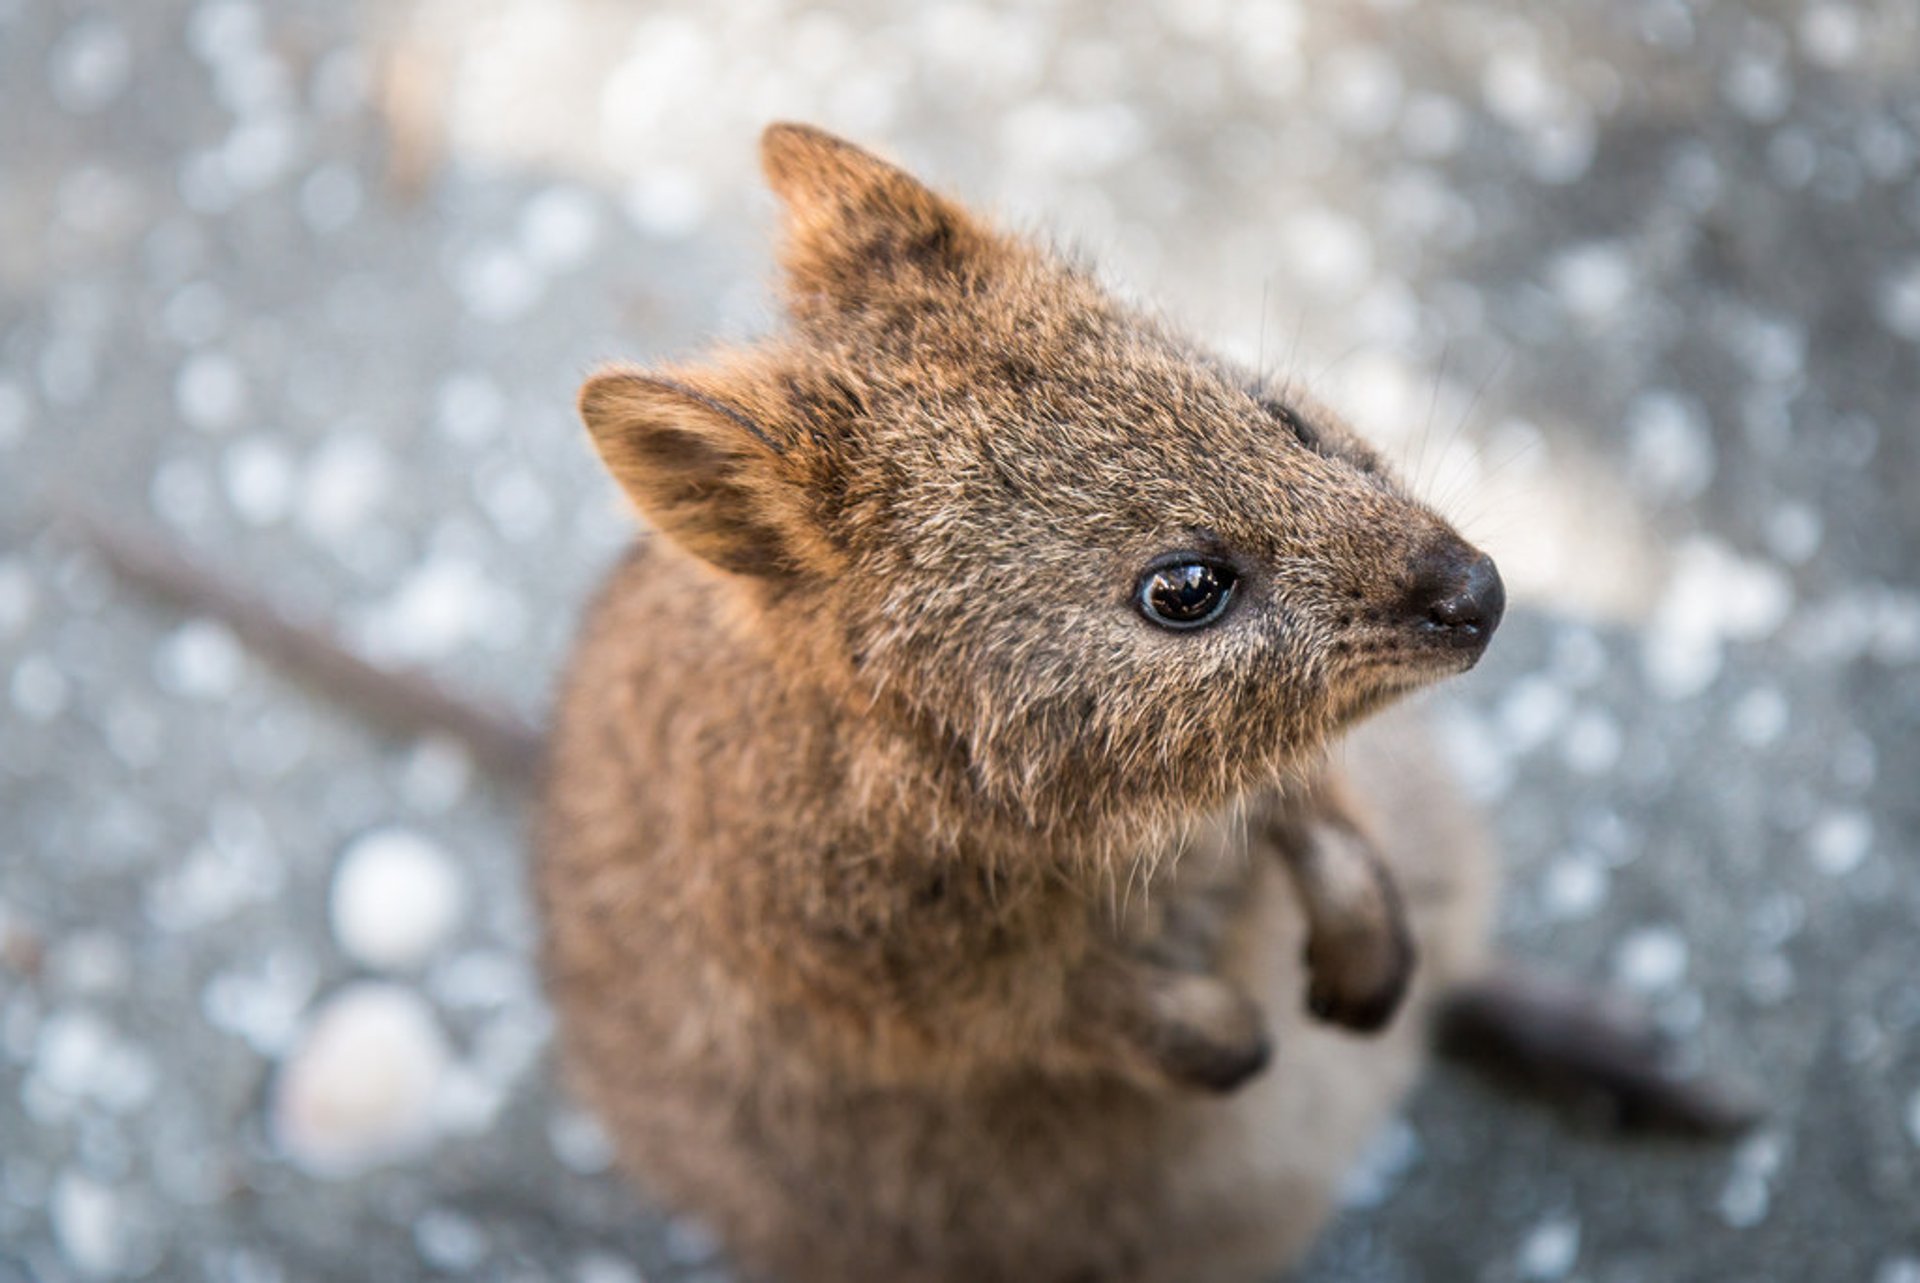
xmin=1406 ymin=542 xmax=1505 ymax=649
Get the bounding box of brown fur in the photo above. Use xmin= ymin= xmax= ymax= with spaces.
xmin=538 ymin=124 xmax=1500 ymax=1283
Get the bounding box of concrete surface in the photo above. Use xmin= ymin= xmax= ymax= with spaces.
xmin=1 ymin=0 xmax=1916 ymax=1278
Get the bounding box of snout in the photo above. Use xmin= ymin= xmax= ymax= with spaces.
xmin=1402 ymin=538 xmax=1504 ymax=655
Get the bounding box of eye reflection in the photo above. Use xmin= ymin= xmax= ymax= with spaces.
xmin=1137 ymin=560 xmax=1237 ymax=631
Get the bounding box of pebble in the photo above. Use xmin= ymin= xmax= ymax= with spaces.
xmin=1614 ymin=926 xmax=1689 ymax=994
xmin=330 ymin=827 xmax=466 ymax=971
xmin=272 ymin=983 xmax=452 ymax=1177
xmin=1806 ymin=809 xmax=1871 ymax=877
xmin=1516 ymin=1214 xmax=1580 ymax=1280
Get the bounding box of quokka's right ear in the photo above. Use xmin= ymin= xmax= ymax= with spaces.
xmin=579 ymin=369 xmax=819 ymax=580
xmin=760 ymin=122 xmax=1003 ymax=307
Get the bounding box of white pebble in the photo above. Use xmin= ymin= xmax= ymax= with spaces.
xmin=549 ymin=1107 xmax=616 ymax=1175
xmin=1730 ymin=686 xmax=1790 ymax=747
xmin=175 ymin=350 xmax=249 ymax=432
xmin=10 ymin=653 xmax=68 ymax=722
xmin=1282 ymin=207 xmax=1373 ymax=296
xmin=573 ymin=1250 xmax=645 ymax=1283
xmin=1877 ymin=261 xmax=1920 ymax=341
xmin=1877 ymin=1257 xmax=1920 ymax=1283
xmin=0 ymin=377 xmax=28 ymax=447
xmin=272 ymin=983 xmax=451 ymax=1177
xmin=299 ymin=164 xmax=363 ymax=234
xmin=155 ymin=620 xmax=245 ymax=699
xmin=434 ymin=370 xmax=507 ymax=445
xmin=623 ymin=168 xmax=708 ymax=240
xmin=1614 ymin=926 xmax=1689 ymax=994
xmin=414 ymin=1208 xmax=489 ymax=1272
xmin=1807 ymin=809 xmax=1871 ymax=877
xmin=0 ymin=558 xmax=36 ymax=638
xmin=1541 ymin=855 xmax=1609 ymax=921
xmin=1561 ymin=708 xmax=1622 ymax=775
xmin=1626 ymin=390 xmax=1714 ymax=501
xmin=49 ymin=17 xmax=132 ymax=113
xmin=1551 ymin=243 xmax=1633 ymax=321
xmin=330 ymin=828 xmax=466 ymax=971
xmin=1516 ymin=1214 xmax=1580 ymax=1280
xmin=52 ymin=1171 xmax=125 ymax=1277
xmin=223 ymin=437 xmax=295 ymax=526
xmin=520 ymin=187 xmax=601 ymax=272
xmin=298 ymin=432 xmax=390 ymax=544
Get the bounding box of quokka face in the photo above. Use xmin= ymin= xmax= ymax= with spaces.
xmin=581 ymin=124 xmax=1503 ymax=836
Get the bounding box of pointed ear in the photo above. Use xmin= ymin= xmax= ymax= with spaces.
xmin=579 ymin=369 xmax=813 ymax=579
xmin=760 ymin=122 xmax=997 ymax=302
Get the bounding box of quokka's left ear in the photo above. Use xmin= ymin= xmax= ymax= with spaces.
xmin=759 ymin=122 xmax=1005 ymax=308
xmin=579 ymin=367 xmax=828 ymax=580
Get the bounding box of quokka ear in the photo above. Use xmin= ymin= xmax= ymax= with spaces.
xmin=579 ymin=369 xmax=814 ymax=579
xmin=760 ymin=121 xmax=998 ymax=304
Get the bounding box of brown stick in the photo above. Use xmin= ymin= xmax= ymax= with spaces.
xmin=64 ymin=507 xmax=545 ymax=782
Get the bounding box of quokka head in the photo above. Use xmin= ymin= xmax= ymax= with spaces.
xmin=580 ymin=123 xmax=1503 ymax=837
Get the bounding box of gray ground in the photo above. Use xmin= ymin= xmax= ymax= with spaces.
xmin=3 ymin=0 xmax=1917 ymax=1279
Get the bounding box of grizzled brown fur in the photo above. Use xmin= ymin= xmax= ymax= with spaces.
xmin=539 ymin=124 xmax=1500 ymax=1283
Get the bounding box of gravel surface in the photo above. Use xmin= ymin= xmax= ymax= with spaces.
xmin=3 ymin=1 xmax=1917 ymax=1279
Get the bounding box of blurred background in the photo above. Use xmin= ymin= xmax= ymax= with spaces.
xmin=3 ymin=0 xmax=1917 ymax=1278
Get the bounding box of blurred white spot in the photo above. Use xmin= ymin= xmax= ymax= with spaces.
xmin=156 ymin=620 xmax=244 ymax=699
xmin=273 ymin=983 xmax=451 ymax=1178
xmin=299 ymin=164 xmax=363 ymax=234
xmin=221 ymin=115 xmax=298 ymax=190
xmin=200 ymin=950 xmax=320 ymax=1056
xmin=623 ymin=168 xmax=708 ymax=241
xmin=1322 ymin=46 xmax=1401 ymax=136
xmin=1730 ymin=686 xmax=1790 ymax=747
xmin=1807 ymin=809 xmax=1871 ymax=877
xmin=0 ymin=558 xmax=35 ymax=638
xmin=330 ymin=828 xmax=466 ymax=971
xmin=1765 ymin=502 xmax=1823 ymax=564
xmin=415 ymin=1208 xmax=489 ymax=1273
xmin=10 ymin=653 xmax=68 ymax=722
xmin=1541 ymin=854 xmax=1609 ymax=921
xmin=175 ymin=351 xmax=249 ymax=432
xmin=1282 ymin=207 xmax=1373 ymax=296
xmin=298 ymin=432 xmax=391 ymax=545
xmin=1400 ymin=92 xmax=1464 ymax=158
xmin=1878 ymin=1257 xmax=1920 ymax=1283
xmin=33 ymin=1010 xmax=155 ymax=1113
xmin=520 ymin=187 xmax=602 ymax=272
xmin=359 ymin=554 xmax=519 ymax=664
xmin=434 ymin=370 xmax=507 ymax=445
xmin=1561 ymin=708 xmax=1622 ymax=775
xmin=1551 ymin=243 xmax=1633 ymax=322
xmin=1743 ymin=953 xmax=1794 ymax=1006
xmin=1435 ymin=705 xmax=1512 ymax=802
xmin=1614 ymin=926 xmax=1689 ymax=994
xmin=1875 ymin=261 xmax=1920 ymax=341
xmin=223 ymin=437 xmax=295 ymax=526
xmin=0 ymin=378 xmax=29 ymax=447
xmin=1339 ymin=1115 xmax=1420 ymax=1209
xmin=574 ymin=1251 xmax=645 ymax=1283
xmin=49 ymin=18 xmax=132 ymax=113
xmin=455 ymin=246 xmax=542 ymax=322
xmin=1799 ymin=4 xmax=1863 ymax=67
xmin=1516 ymin=1214 xmax=1580 ymax=1280
xmin=1626 ymin=390 xmax=1714 ymax=501
xmin=1719 ymin=1131 xmax=1785 ymax=1227
xmin=1908 ymin=1090 xmax=1920 ymax=1149
xmin=401 ymin=736 xmax=473 ymax=813
xmin=549 ymin=1107 xmax=616 ymax=1175
xmin=1497 ymin=675 xmax=1570 ymax=752
xmin=1642 ymin=538 xmax=1793 ymax=699
xmin=52 ymin=1171 xmax=126 ymax=1278
xmin=1000 ymin=99 xmax=1144 ymax=177
xmin=476 ymin=461 xmax=553 ymax=541
xmin=1722 ymin=53 xmax=1792 ymax=122
xmin=163 ymin=280 xmax=227 ymax=346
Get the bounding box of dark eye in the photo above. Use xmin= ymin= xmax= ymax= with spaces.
xmin=1137 ymin=560 xmax=1238 ymax=631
